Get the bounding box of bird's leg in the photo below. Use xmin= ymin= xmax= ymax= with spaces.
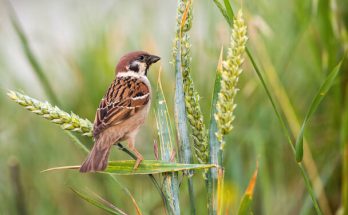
xmin=116 ymin=143 xmax=137 ymax=160
xmin=127 ymin=138 xmax=143 ymax=169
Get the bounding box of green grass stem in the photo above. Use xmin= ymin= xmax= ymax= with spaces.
xmin=8 ymin=5 xmax=59 ymax=104
xmin=173 ymin=1 xmax=197 ymax=214
xmin=70 ymin=188 xmax=127 ymax=215
xmin=211 ymin=1 xmax=326 ymax=214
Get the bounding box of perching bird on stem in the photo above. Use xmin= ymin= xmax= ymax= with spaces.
xmin=80 ymin=51 xmax=160 ymax=172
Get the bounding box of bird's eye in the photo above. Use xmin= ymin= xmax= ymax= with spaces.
xmin=138 ymin=55 xmax=145 ymax=61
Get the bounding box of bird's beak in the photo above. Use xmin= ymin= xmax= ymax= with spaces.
xmin=147 ymin=55 xmax=161 ymax=64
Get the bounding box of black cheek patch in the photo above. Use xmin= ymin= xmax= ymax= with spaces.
xmin=129 ymin=63 xmax=139 ymax=73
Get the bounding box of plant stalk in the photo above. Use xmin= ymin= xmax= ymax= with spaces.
xmin=8 ymin=4 xmax=59 ymax=105
xmin=174 ymin=36 xmax=196 ymax=215
xmin=173 ymin=0 xmax=196 ymax=214
xmin=212 ymin=2 xmax=322 ymax=214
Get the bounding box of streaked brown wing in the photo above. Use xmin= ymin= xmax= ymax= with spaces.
xmin=93 ymin=76 xmax=150 ymax=138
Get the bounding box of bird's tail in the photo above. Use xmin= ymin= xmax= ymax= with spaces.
xmin=79 ymin=138 xmax=111 ymax=173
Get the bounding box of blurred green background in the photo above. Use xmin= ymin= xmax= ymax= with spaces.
xmin=0 ymin=0 xmax=347 ymax=214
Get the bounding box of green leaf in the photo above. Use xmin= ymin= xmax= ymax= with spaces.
xmin=238 ymin=195 xmax=252 ymax=215
xmin=70 ymin=188 xmax=126 ymax=215
xmin=42 ymin=160 xmax=216 ymax=175
xmin=213 ymin=0 xmax=232 ymax=27
xmin=174 ymin=29 xmax=192 ymax=167
xmin=208 ymin=47 xmax=224 ymax=165
xmin=207 ymin=48 xmax=223 ymax=215
xmin=295 ymin=60 xmax=343 ymax=162
xmin=223 ymin=0 xmax=234 ymax=22
xmin=156 ymin=71 xmax=182 ymax=215
xmin=156 ymin=73 xmax=176 ymax=161
xmin=237 ymin=163 xmax=258 ymax=215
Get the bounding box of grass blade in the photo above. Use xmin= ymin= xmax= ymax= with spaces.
xmin=223 ymin=0 xmax=234 ymax=21
xmin=42 ymin=160 xmax=215 ymax=175
xmin=237 ymin=163 xmax=259 ymax=215
xmin=173 ymin=1 xmax=196 ymax=214
xmin=246 ymin=33 xmax=322 ymax=215
xmin=174 ymin=0 xmax=194 ymax=172
xmin=107 ymin=161 xmax=214 ymax=175
xmin=89 ymin=189 xmax=130 ymax=215
xmin=212 ymin=2 xmax=324 ymax=213
xmin=212 ymin=0 xmax=232 ymax=27
xmin=156 ymin=70 xmax=177 ymax=162
xmin=295 ymin=60 xmax=343 ymax=162
xmin=156 ymin=71 xmax=181 ymax=215
xmin=70 ymin=188 xmax=127 ymax=215
xmin=107 ymin=173 xmax=142 ymax=215
xmin=207 ymin=48 xmax=224 ymax=215
xmin=115 ymin=144 xmax=166 ymax=212
xmin=178 ymin=1 xmax=203 ymax=212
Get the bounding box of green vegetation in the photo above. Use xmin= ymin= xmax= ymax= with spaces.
xmin=1 ymin=0 xmax=347 ymax=214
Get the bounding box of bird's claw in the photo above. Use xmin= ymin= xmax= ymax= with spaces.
xmin=133 ymin=156 xmax=143 ymax=170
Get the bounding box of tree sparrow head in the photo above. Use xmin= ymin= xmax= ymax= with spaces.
xmin=116 ymin=51 xmax=160 ymax=76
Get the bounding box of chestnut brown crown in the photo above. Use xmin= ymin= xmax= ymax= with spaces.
xmin=115 ymin=51 xmax=160 ymax=75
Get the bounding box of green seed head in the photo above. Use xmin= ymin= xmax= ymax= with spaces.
xmin=215 ymin=10 xmax=247 ymax=149
xmin=7 ymin=90 xmax=93 ymax=137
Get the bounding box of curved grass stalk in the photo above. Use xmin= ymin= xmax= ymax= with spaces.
xmin=70 ymin=188 xmax=127 ymax=215
xmin=212 ymin=1 xmax=323 ymax=214
xmin=259 ymin=44 xmax=342 ymax=214
xmin=8 ymin=3 xmax=59 ymax=104
xmin=246 ymin=46 xmax=322 ymax=215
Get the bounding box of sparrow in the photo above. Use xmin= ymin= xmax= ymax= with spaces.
xmin=80 ymin=51 xmax=160 ymax=173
